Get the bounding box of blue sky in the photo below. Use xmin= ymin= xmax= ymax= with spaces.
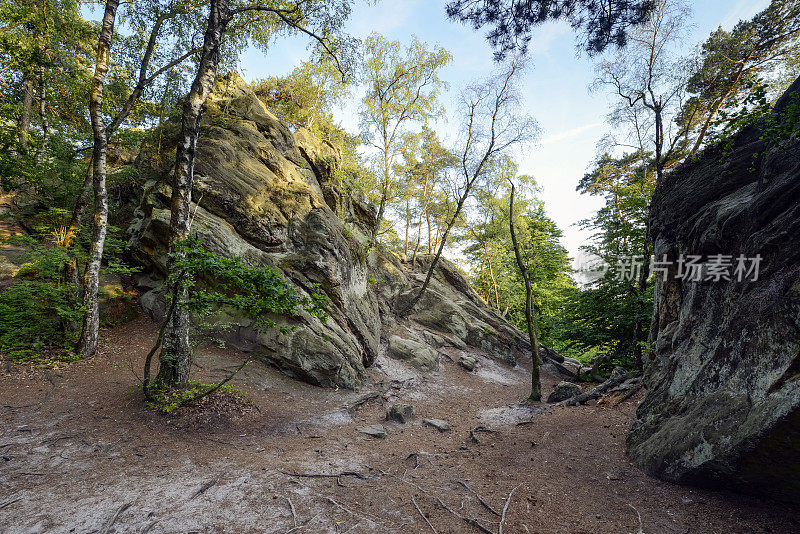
xmin=234 ymin=0 xmax=771 ymax=265
xmin=82 ymin=1 xmax=773 ymax=263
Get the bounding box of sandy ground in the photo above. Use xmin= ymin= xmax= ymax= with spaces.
xmin=2 ymin=314 xmax=799 ymax=534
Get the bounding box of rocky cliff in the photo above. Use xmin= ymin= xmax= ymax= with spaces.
xmin=127 ymin=74 xmax=542 ymax=390
xmin=627 ymin=78 xmax=800 ymax=501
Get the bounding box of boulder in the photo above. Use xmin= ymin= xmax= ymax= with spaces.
xmin=547 ymin=381 xmax=583 ymax=403
xmin=626 ymin=77 xmax=800 ymax=502
xmin=386 ymin=404 xmax=415 ymax=424
xmin=387 ymin=335 xmax=439 ymax=372
xmin=124 ymin=74 xmax=554 ymax=390
xmin=459 ymin=355 xmax=477 ymax=372
xmin=390 ymin=255 xmax=531 ymax=365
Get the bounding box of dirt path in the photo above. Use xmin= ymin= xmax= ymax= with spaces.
xmin=1 ymin=314 xmax=798 ymax=533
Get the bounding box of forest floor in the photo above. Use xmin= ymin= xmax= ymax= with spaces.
xmin=2 ymin=314 xmax=799 ymax=534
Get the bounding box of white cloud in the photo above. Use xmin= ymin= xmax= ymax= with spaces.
xmin=720 ymin=0 xmax=769 ymax=30
xmin=541 ymin=122 xmax=603 ymax=145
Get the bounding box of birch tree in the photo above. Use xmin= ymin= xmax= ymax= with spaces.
xmin=156 ymin=0 xmax=355 ymax=385
xmin=400 ymin=58 xmax=536 ymax=314
xmin=508 ymin=178 xmax=541 ymax=401
xmin=76 ymin=1 xmax=204 ymax=358
xmin=359 ymin=33 xmax=451 ymax=246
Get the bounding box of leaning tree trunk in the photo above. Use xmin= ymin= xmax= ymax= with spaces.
xmin=508 ymin=180 xmax=541 ymax=401
xmin=18 ymin=73 xmax=34 ymax=152
xmin=400 ymin=171 xmax=475 ymax=314
xmin=156 ymin=0 xmax=231 ymax=385
xmin=75 ymin=0 xmax=119 ymax=358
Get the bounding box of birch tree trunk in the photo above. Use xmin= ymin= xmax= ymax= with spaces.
xmin=75 ymin=0 xmax=119 ymax=358
xmin=157 ymin=0 xmax=231 ymax=385
xmin=508 ymin=181 xmax=541 ymax=401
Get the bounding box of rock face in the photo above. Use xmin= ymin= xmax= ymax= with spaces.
xmin=127 ymin=74 xmax=541 ymax=390
xmin=627 ymin=78 xmax=800 ymax=502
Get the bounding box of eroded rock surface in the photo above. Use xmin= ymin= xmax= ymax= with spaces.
xmin=627 ymin=77 xmax=800 ymax=502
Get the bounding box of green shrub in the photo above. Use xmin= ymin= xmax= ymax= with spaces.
xmin=172 ymin=237 xmax=330 ymax=331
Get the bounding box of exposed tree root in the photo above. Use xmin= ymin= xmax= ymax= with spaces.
xmin=101 ymin=501 xmax=131 ymax=534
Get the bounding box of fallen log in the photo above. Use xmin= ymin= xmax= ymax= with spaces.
xmin=557 ymin=368 xmax=630 ymax=406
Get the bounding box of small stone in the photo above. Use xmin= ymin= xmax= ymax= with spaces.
xmin=459 ymin=355 xmax=477 ymax=372
xmin=546 ymin=381 xmax=583 ymax=403
xmin=356 ymin=425 xmax=387 ymax=438
xmin=423 ymin=418 xmax=451 ymax=432
xmin=386 ymin=404 xmax=415 ymax=424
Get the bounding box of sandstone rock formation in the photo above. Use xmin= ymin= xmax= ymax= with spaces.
xmin=127 ymin=74 xmax=549 ymax=390
xmin=627 ymin=77 xmax=800 ymax=502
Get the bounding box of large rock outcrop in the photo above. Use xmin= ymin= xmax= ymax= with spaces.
xmin=127 ymin=74 xmax=538 ymax=389
xmin=627 ymin=78 xmax=800 ymax=501
xmin=129 ymin=74 xmax=380 ymax=389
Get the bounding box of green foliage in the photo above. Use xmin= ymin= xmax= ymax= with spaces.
xmin=143 ymin=380 xmax=246 ymax=414
xmin=464 ymin=160 xmax=575 ymax=350
xmin=169 ymin=238 xmax=329 ymax=333
xmin=707 ymin=87 xmax=800 ymax=161
xmin=0 ymin=280 xmax=82 ymax=362
xmin=359 ymin=33 xmax=453 ymax=240
xmin=556 ymin=153 xmax=654 ymax=364
xmin=679 ymin=0 xmax=800 ymax=152
xmin=0 ymin=210 xmax=138 ymax=362
xmin=254 ymin=56 xmax=350 ymax=142
xmin=393 ymin=126 xmax=459 ymax=256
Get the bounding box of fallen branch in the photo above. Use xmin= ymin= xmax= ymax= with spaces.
xmin=412 ymin=495 xmax=438 ymax=534
xmin=628 ymin=503 xmax=644 ymax=534
xmin=280 ymin=470 xmax=376 ymax=481
xmin=0 ymin=498 xmax=20 ymax=510
xmin=286 ymin=496 xmax=297 ymax=528
xmin=285 ymin=512 xmax=322 ymax=534
xmin=613 ymin=384 xmax=644 ymax=406
xmin=498 ymin=485 xmax=520 ymax=534
xmin=192 ymin=359 xmax=252 ymax=403
xmin=191 ymin=471 xmax=226 ymax=500
xmin=101 ymin=501 xmax=131 ymax=534
xmin=324 ymin=496 xmax=390 ymax=528
xmin=434 ymin=496 xmax=494 ymax=534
